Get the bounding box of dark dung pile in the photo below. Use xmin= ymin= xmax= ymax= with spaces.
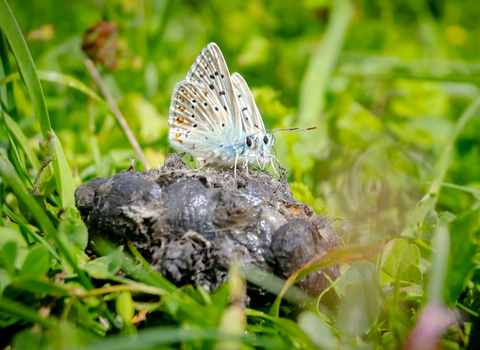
xmin=75 ymin=154 xmax=340 ymax=297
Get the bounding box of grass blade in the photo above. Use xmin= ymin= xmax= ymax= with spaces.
xmin=38 ymin=70 xmax=104 ymax=103
xmin=0 ymin=70 xmax=16 ymax=86
xmin=292 ymin=0 xmax=353 ymax=164
xmin=245 ymin=309 xmax=316 ymax=348
xmin=80 ymin=326 xmax=283 ymax=350
xmin=337 ymin=53 xmax=480 ymax=86
xmin=0 ymin=0 xmax=75 ymax=207
xmin=0 ymin=296 xmax=56 ymax=328
xmin=243 ymin=262 xmax=313 ymax=306
xmin=0 ymin=152 xmax=56 ymax=238
xmin=1 ymin=109 xmax=29 ymax=184
xmin=0 ymin=2 xmax=51 ymax=134
xmin=428 ymin=227 xmax=450 ymax=302
xmin=3 ymin=110 xmax=40 ymax=172
xmin=269 ymin=243 xmax=382 ymax=317
xmin=0 ymin=30 xmax=15 ymax=117
xmin=428 ymin=95 xmax=480 ymax=195
xmin=3 ymin=204 xmax=60 ymax=260
xmin=78 ymin=284 xmax=166 ymax=298
xmin=0 ymin=71 xmax=106 ymax=106
xmin=438 ymin=182 xmax=480 ymax=197
xmin=0 ymin=154 xmax=93 ymax=289
xmin=94 ymin=240 xmax=180 ymax=293
xmin=298 ymin=0 xmax=353 ymax=124
xmin=84 ymin=58 xmax=150 ymax=171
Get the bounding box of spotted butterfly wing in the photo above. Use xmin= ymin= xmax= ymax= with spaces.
xmin=169 ymin=43 xmax=243 ymax=166
xmin=231 ymin=72 xmax=265 ymax=135
xmin=185 ymin=43 xmax=242 ymax=138
xmin=168 ymin=80 xmax=239 ymax=162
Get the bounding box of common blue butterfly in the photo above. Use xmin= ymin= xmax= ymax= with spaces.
xmin=168 ymin=43 xmax=311 ymax=175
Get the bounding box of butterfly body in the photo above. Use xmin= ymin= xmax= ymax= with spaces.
xmin=168 ymin=43 xmax=275 ymax=170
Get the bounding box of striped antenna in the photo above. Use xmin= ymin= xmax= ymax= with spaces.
xmin=266 ymin=127 xmax=299 ymax=132
xmin=265 ymin=127 xmax=299 ymax=132
xmin=254 ymin=124 xmax=299 ymax=133
xmin=272 ymin=127 xmax=317 ymax=136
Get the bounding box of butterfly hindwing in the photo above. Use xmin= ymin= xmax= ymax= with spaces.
xmin=231 ymin=72 xmax=265 ymax=135
xmin=186 ymin=43 xmax=242 ymax=139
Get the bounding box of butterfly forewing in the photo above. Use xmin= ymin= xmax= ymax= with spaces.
xmin=231 ymin=72 xmax=265 ymax=134
xmin=168 ymin=80 xmax=236 ymax=157
xmin=185 ymin=43 xmax=242 ymax=139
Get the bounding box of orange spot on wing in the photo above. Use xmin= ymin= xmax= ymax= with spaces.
xmin=203 ymin=90 xmax=207 ymax=96
xmin=178 ymin=118 xmax=184 ymax=124
xmin=181 ymin=97 xmax=185 ymax=102
xmin=177 ymin=140 xmax=182 ymax=144
xmin=180 ymin=107 xmax=185 ymax=111
xmin=183 ymin=91 xmax=187 ymax=95
xmin=175 ymin=134 xmax=181 ymax=138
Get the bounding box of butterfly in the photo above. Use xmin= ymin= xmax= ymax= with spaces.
xmin=168 ymin=43 xmax=312 ymax=175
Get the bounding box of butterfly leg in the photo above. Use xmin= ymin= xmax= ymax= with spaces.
xmin=254 ymin=155 xmax=262 ymax=170
xmin=197 ymin=160 xmax=210 ymax=171
xmin=243 ymin=158 xmax=250 ymax=178
xmin=272 ymin=154 xmax=282 ymax=168
xmin=233 ymin=152 xmax=239 ymax=180
xmin=270 ymin=156 xmax=280 ymax=177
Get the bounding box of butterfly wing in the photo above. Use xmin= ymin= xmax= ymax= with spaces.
xmin=168 ymin=80 xmax=239 ymax=164
xmin=231 ymin=72 xmax=265 ymax=135
xmin=185 ymin=43 xmax=242 ymax=139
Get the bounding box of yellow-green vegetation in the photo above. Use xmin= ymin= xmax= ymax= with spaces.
xmin=1 ymin=0 xmax=480 ymax=349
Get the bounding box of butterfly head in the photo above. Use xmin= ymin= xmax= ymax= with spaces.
xmin=262 ymin=134 xmax=274 ymax=147
xmin=244 ymin=133 xmax=274 ymax=160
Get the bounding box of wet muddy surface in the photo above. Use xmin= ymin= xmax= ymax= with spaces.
xmin=75 ymin=154 xmax=340 ymax=296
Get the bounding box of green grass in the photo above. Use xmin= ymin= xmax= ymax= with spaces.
xmin=0 ymin=0 xmax=76 ymax=208
xmin=1 ymin=0 xmax=480 ymax=349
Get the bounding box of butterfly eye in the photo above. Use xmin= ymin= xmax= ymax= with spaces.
xmin=263 ymin=135 xmax=269 ymax=145
xmin=246 ymin=137 xmax=252 ymax=147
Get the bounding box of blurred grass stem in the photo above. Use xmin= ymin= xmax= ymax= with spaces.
xmin=84 ymin=58 xmax=150 ymax=171
xmin=428 ymin=95 xmax=480 ymax=195
xmin=0 ymin=296 xmax=56 ymax=328
xmin=298 ymin=0 xmax=352 ymax=126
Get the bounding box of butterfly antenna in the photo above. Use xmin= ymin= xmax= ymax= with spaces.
xmin=272 ymin=127 xmax=317 ymax=136
xmin=251 ymin=125 xmax=268 ymax=136
xmin=255 ymin=124 xmax=299 ymax=133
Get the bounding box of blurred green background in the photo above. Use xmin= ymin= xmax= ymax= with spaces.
xmin=8 ymin=0 xmax=480 ymax=245
xmin=2 ymin=0 xmax=480 ymax=348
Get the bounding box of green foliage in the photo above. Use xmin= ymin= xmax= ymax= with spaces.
xmin=0 ymin=0 xmax=75 ymax=208
xmin=1 ymin=0 xmax=480 ymax=348
xmin=444 ymin=210 xmax=480 ymax=304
